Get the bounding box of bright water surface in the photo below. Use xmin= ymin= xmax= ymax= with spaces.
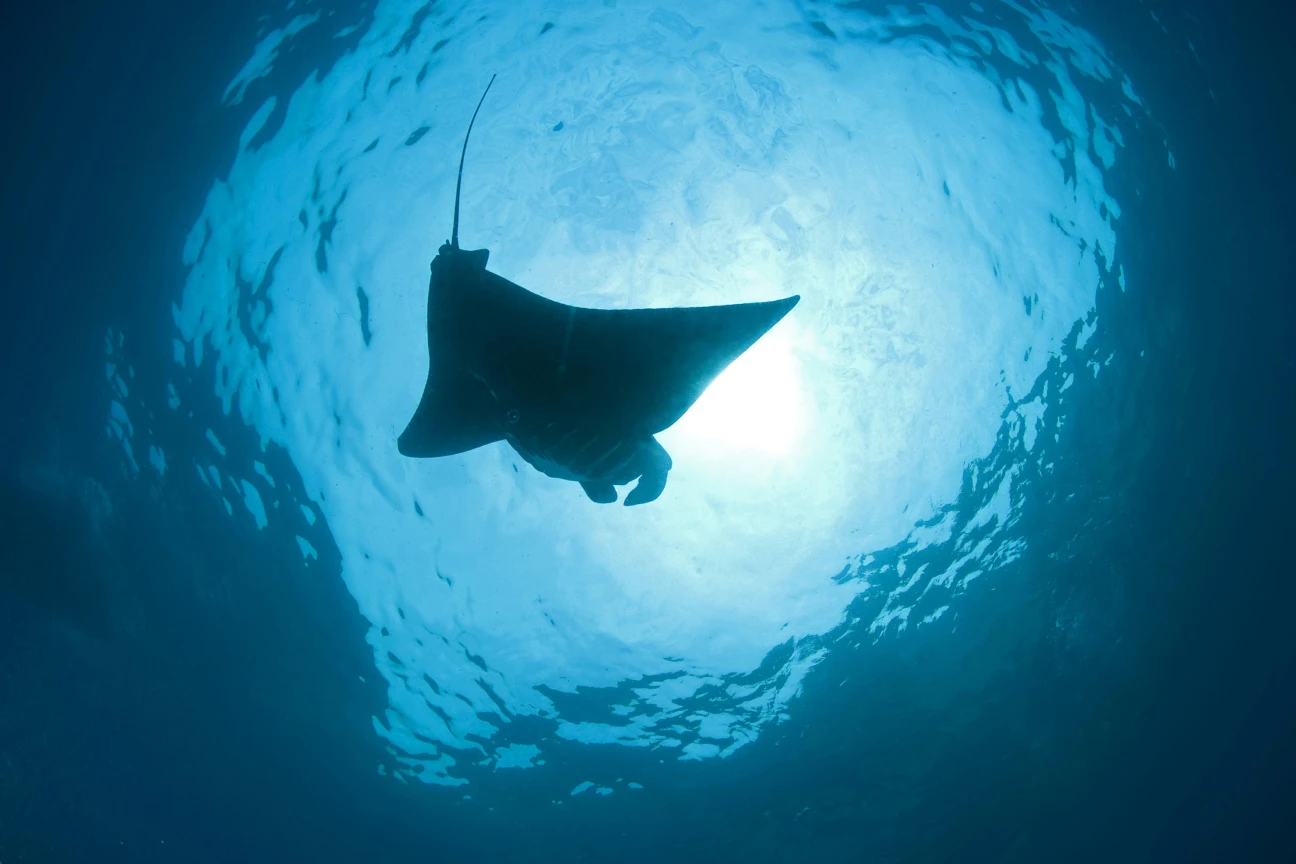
xmin=1 ymin=1 xmax=1292 ymax=862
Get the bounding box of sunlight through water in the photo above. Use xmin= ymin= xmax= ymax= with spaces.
xmin=670 ymin=325 xmax=808 ymax=460
xmin=162 ymin=0 xmax=1153 ymax=784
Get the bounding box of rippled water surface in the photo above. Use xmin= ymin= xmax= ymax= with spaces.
xmin=4 ymin=0 xmax=1292 ymax=860
xmin=132 ymin=0 xmax=1153 ymax=783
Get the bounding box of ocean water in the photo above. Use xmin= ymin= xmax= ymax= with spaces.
xmin=2 ymin=1 xmax=1292 ymax=862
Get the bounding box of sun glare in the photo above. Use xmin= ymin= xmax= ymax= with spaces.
xmin=667 ymin=324 xmax=807 ymax=460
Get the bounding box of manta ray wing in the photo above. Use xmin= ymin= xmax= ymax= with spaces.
xmin=396 ymin=362 xmax=503 ymax=458
xmin=548 ymin=291 xmax=802 ymax=434
xmin=397 ymin=250 xmax=505 ymax=457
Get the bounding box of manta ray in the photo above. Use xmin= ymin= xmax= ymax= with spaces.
xmin=397 ymin=76 xmax=800 ymax=505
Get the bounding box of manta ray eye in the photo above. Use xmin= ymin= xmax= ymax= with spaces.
xmin=504 ymin=408 xmax=520 ymax=425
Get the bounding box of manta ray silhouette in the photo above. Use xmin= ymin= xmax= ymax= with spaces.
xmin=397 ymin=76 xmax=800 ymax=505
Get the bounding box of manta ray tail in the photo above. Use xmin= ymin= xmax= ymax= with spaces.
xmin=451 ymin=74 xmax=496 ymax=250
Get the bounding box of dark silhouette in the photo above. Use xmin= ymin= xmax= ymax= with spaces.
xmin=398 ymin=76 xmax=799 ymax=504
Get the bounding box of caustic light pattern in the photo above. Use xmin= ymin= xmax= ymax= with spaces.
xmin=144 ymin=0 xmax=1154 ymax=784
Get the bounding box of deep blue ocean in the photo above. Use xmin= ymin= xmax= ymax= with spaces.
xmin=2 ymin=1 xmax=1293 ymax=861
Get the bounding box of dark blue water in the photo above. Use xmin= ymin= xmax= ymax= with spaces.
xmin=2 ymin=1 xmax=1293 ymax=861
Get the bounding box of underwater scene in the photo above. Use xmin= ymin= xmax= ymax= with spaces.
xmin=2 ymin=0 xmax=1292 ymax=861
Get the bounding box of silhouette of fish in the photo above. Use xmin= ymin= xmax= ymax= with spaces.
xmin=398 ymin=76 xmax=799 ymax=505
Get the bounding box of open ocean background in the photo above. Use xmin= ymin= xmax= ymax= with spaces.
xmin=2 ymin=1 xmax=1293 ymax=861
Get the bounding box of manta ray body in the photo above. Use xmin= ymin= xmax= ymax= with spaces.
xmin=397 ymin=77 xmax=799 ymax=505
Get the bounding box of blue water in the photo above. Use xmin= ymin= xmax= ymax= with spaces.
xmin=2 ymin=0 xmax=1293 ymax=861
